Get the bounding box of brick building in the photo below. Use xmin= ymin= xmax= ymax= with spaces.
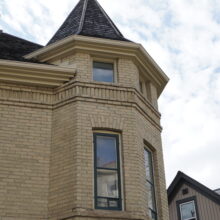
xmin=0 ymin=0 xmax=169 ymax=219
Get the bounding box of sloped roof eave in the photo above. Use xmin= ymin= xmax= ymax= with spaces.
xmin=0 ymin=59 xmax=76 ymax=87
xmin=168 ymin=171 xmax=220 ymax=206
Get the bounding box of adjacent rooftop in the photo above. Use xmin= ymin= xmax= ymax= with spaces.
xmin=0 ymin=32 xmax=43 ymax=62
xmin=168 ymin=171 xmax=220 ymax=205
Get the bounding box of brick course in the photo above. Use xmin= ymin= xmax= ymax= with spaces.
xmin=0 ymin=104 xmax=51 ymax=219
xmin=0 ymin=52 xmax=168 ymax=220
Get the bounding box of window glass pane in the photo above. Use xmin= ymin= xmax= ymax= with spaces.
xmin=97 ymin=169 xmax=119 ymax=198
xmin=93 ymin=62 xmax=114 ymax=82
xmin=139 ymin=81 xmax=143 ymax=93
xmin=146 ymin=181 xmax=156 ymax=211
xmin=180 ymin=201 xmax=196 ymax=220
xmin=109 ymin=199 xmax=119 ymax=208
xmin=97 ymin=198 xmax=108 ymax=208
xmin=94 ymin=62 xmax=113 ymax=70
xmin=144 ymin=149 xmax=153 ymax=182
xmin=96 ymin=135 xmax=117 ymax=168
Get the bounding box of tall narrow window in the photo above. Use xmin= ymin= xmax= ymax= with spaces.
xmin=144 ymin=148 xmax=157 ymax=219
xmin=139 ymin=81 xmax=143 ymax=93
xmin=94 ymin=133 xmax=121 ymax=210
xmin=93 ymin=62 xmax=114 ymax=83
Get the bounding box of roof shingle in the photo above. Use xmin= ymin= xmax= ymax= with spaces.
xmin=0 ymin=32 xmax=43 ymax=62
xmin=47 ymin=0 xmax=130 ymax=45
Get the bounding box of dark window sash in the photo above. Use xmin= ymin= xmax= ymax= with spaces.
xmin=149 ymin=208 xmax=157 ymax=220
xmin=94 ymin=133 xmax=122 ymax=210
xmin=144 ymin=147 xmax=157 ymax=219
xmin=145 ymin=148 xmax=154 ymax=183
xmin=93 ymin=62 xmax=113 ymax=70
xmin=96 ymin=167 xmax=118 ymax=171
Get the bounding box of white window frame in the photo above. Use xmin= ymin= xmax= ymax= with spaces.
xmin=179 ymin=200 xmax=197 ymax=220
xmin=92 ymin=58 xmax=117 ymax=83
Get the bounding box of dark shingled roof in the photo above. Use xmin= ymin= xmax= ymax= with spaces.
xmin=0 ymin=32 xmax=43 ymax=62
xmin=47 ymin=0 xmax=130 ymax=45
xmin=168 ymin=171 xmax=220 ymax=205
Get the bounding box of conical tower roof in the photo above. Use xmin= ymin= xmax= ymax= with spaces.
xmin=47 ymin=0 xmax=129 ymax=45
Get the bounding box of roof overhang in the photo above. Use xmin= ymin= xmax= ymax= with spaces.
xmin=25 ymin=35 xmax=169 ymax=96
xmin=168 ymin=171 xmax=220 ymax=205
xmin=0 ymin=60 xmax=76 ymax=87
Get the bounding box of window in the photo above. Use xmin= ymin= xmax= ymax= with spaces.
xmin=180 ymin=201 xmax=197 ymax=220
xmin=144 ymin=148 xmax=157 ymax=219
xmin=177 ymin=197 xmax=199 ymax=220
xmin=93 ymin=133 xmax=121 ymax=210
xmin=139 ymin=75 xmax=152 ymax=103
xmin=179 ymin=201 xmax=197 ymax=220
xmin=139 ymin=81 xmax=143 ymax=93
xmin=93 ymin=62 xmax=114 ymax=83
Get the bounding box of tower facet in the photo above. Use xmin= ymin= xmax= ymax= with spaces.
xmin=0 ymin=0 xmax=169 ymax=220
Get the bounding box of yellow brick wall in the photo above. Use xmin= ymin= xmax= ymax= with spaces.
xmin=48 ymin=102 xmax=78 ymax=218
xmin=0 ymin=51 xmax=168 ymax=220
xmin=0 ymin=102 xmax=52 ymax=219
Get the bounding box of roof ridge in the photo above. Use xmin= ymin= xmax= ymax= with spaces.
xmin=90 ymin=0 xmax=123 ymax=37
xmin=76 ymin=0 xmax=88 ymax=34
xmin=47 ymin=0 xmax=85 ymax=45
xmin=47 ymin=0 xmax=130 ymax=45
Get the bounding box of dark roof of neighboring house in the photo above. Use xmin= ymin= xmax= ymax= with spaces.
xmin=47 ymin=0 xmax=130 ymax=45
xmin=0 ymin=32 xmax=43 ymax=63
xmin=168 ymin=171 xmax=220 ymax=205
xmin=215 ymin=189 xmax=220 ymax=195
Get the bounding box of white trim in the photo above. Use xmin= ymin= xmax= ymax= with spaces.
xmin=179 ymin=201 xmax=197 ymax=220
xmin=92 ymin=58 xmax=117 ymax=84
xmin=77 ymin=0 xmax=88 ymax=34
xmin=0 ymin=59 xmax=76 ymax=73
xmin=23 ymin=35 xmax=168 ymax=97
xmin=0 ymin=59 xmax=76 ymax=87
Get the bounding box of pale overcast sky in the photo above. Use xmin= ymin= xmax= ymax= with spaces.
xmin=1 ymin=0 xmax=220 ymax=190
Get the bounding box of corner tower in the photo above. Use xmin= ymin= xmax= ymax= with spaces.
xmin=26 ymin=0 xmax=169 ymax=219
xmin=0 ymin=0 xmax=169 ymax=219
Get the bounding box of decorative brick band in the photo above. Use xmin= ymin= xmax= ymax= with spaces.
xmin=0 ymin=81 xmax=161 ymax=130
xmin=90 ymin=115 xmax=125 ymax=131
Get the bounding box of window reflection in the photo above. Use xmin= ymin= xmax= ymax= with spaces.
xmin=144 ymin=148 xmax=157 ymax=220
xmin=97 ymin=169 xmax=118 ymax=198
xmin=96 ymin=135 xmax=117 ymax=168
xmin=97 ymin=198 xmax=108 ymax=208
xmin=93 ymin=62 xmax=114 ymax=83
xmin=180 ymin=201 xmax=197 ymax=220
xmin=144 ymin=149 xmax=153 ymax=182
